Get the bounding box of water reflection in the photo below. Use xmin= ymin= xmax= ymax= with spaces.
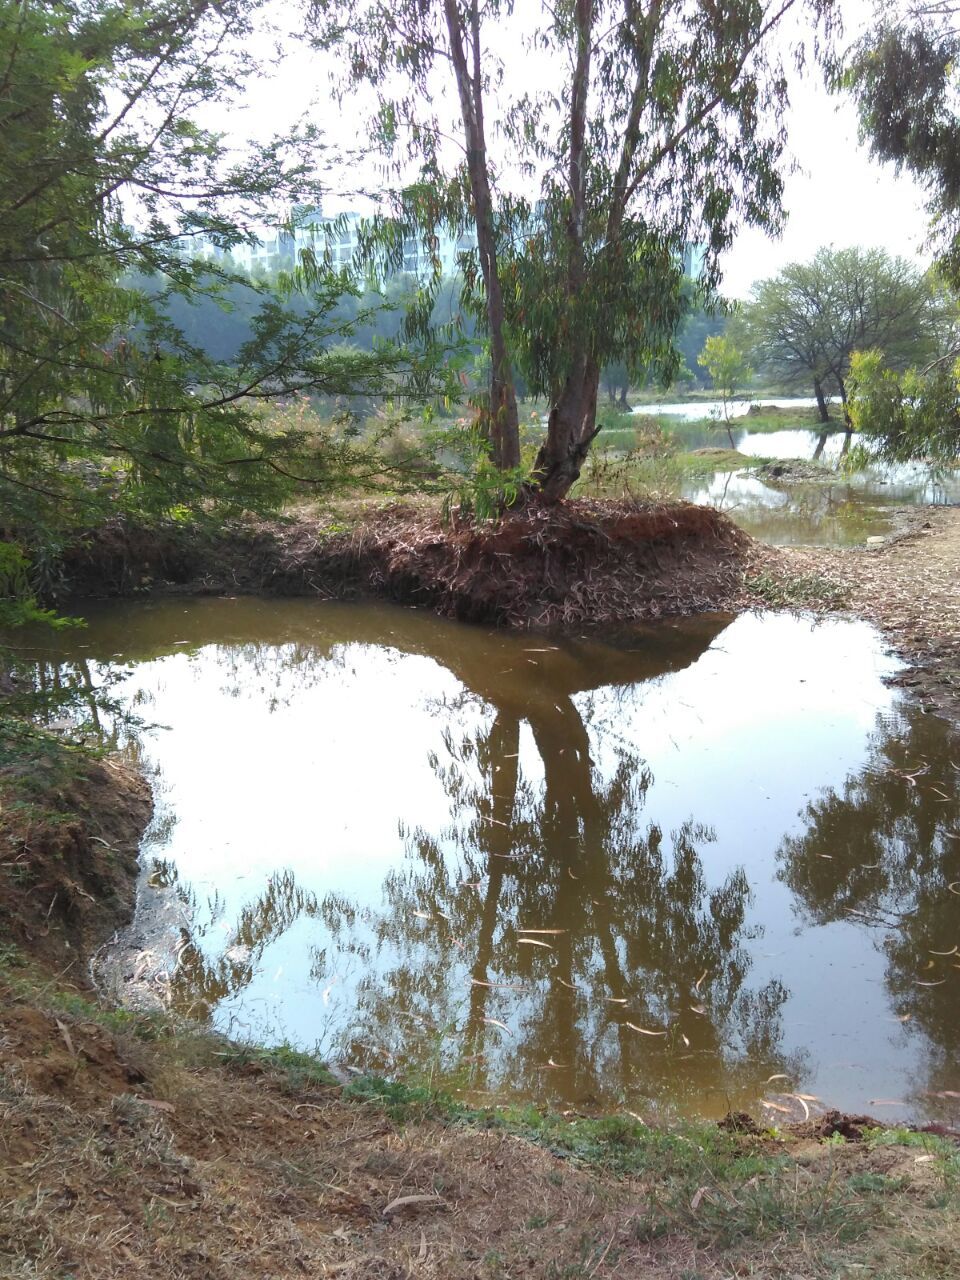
xmin=12 ymin=599 xmax=960 ymax=1120
xmin=777 ymin=704 xmax=960 ymax=1118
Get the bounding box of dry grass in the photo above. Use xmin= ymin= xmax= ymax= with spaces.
xmin=1 ymin=967 xmax=959 ymax=1279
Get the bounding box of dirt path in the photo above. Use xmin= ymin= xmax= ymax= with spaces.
xmin=755 ymin=506 xmax=960 ymax=719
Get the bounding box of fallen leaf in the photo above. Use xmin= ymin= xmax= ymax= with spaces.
xmin=518 ymin=938 xmax=552 ymax=949
xmin=137 ymin=1098 xmax=176 ymax=1113
xmin=694 ymin=969 xmax=708 ymax=993
xmin=54 ymin=1019 xmax=75 ymax=1057
xmin=766 ymin=1074 xmax=792 ymax=1083
xmin=624 ymin=1023 xmax=667 ymax=1036
xmin=382 ymin=1194 xmax=443 ymax=1217
xmin=868 ymin=1099 xmax=907 ymax=1107
xmin=518 ymin=928 xmax=567 ymax=935
xmin=930 ymin=946 xmax=958 ymax=956
xmin=689 ymin=1003 xmax=707 ymax=1015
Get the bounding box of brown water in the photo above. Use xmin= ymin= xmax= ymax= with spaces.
xmin=24 ymin=599 xmax=960 ymax=1123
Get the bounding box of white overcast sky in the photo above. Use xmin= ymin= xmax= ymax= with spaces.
xmin=223 ymin=0 xmax=932 ymax=301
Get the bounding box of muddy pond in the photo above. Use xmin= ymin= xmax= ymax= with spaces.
xmin=683 ymin=428 xmax=957 ymax=547
xmin=25 ymin=598 xmax=960 ymax=1127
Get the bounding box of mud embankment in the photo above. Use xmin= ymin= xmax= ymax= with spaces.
xmin=0 ymin=747 xmax=152 ymax=976
xmin=56 ymin=498 xmax=751 ymax=627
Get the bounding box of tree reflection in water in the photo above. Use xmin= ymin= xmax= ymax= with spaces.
xmin=777 ymin=704 xmax=960 ymax=1117
xmin=16 ymin=600 xmax=800 ymax=1110
xmin=332 ymin=690 xmax=790 ymax=1109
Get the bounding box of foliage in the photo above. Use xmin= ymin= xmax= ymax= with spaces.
xmin=845 ymin=4 xmax=960 ymax=288
xmin=742 ymin=246 xmax=944 ymax=422
xmin=848 ymin=348 xmax=960 ymax=465
xmin=308 ymin=0 xmax=839 ymax=498
xmin=700 ymin=334 xmax=752 ymax=445
xmin=0 ymin=0 xmax=445 ymax=608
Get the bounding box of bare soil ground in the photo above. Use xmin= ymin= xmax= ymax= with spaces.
xmin=748 ymin=507 xmax=960 ymax=720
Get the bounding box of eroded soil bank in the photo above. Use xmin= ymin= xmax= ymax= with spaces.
xmin=57 ymin=498 xmax=750 ymax=627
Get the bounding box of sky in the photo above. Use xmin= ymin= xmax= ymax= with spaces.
xmin=223 ymin=1 xmax=933 ymax=302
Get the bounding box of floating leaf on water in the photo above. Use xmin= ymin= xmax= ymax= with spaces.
xmin=556 ymin=978 xmax=577 ymax=991
xmin=518 ymin=928 xmax=567 ymax=935
xmin=624 ymin=1023 xmax=667 ymax=1036
xmin=948 ymin=882 xmax=960 ymax=895
xmin=916 ymin=979 xmax=947 ymax=986
xmin=680 ymin=1034 xmax=690 ymax=1048
xmin=413 ymin=910 xmax=432 ymax=920
xmin=482 ymin=1018 xmax=513 ymax=1036
xmin=897 ymin=1013 xmax=913 ymax=1023
xmin=458 ymin=882 xmax=482 ymax=890
xmin=761 ymin=1100 xmax=793 ymax=1114
xmin=930 ymin=946 xmax=958 ymax=956
xmin=689 ymin=1003 xmax=707 ymax=1015
xmin=694 ymin=970 xmax=708 ymax=993
xmin=766 ymin=1074 xmax=792 ymax=1083
xmin=869 ymin=1099 xmax=907 ymax=1107
xmin=927 ymin=1090 xmax=960 ymax=1099
xmin=470 ymin=979 xmax=527 ymax=990
xmin=518 ymin=938 xmax=552 ymax=949
xmin=795 ymin=1093 xmax=822 ymax=1102
xmin=605 ymin=997 xmax=629 ymax=1004
xmin=567 ymin=868 xmax=579 ymax=880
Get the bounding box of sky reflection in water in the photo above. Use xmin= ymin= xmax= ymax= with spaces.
xmin=35 ymin=598 xmax=960 ymax=1123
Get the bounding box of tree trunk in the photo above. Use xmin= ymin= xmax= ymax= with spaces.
xmin=617 ymin=385 xmax=630 ymax=410
xmin=532 ymin=359 xmax=603 ymax=502
xmin=442 ymin=0 xmax=520 ymax=471
xmin=813 ymin=378 xmax=830 ymax=424
xmin=838 ymin=377 xmax=853 ymax=455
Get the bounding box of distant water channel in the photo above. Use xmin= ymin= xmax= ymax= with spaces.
xmin=26 ymin=597 xmax=960 ymax=1125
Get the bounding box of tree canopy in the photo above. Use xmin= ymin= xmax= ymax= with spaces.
xmin=742 ymin=246 xmax=943 ymax=426
xmin=0 ymin=0 xmax=437 ymax=581
xmin=846 ymin=3 xmax=960 ymax=287
xmin=309 ymin=0 xmax=837 ymax=500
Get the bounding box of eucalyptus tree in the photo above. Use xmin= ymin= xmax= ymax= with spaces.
xmin=309 ymin=0 xmax=837 ymax=501
xmin=0 ymin=0 xmax=436 ymax=579
xmin=846 ymin=3 xmax=960 ymax=287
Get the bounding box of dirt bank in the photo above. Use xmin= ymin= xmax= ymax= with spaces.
xmin=57 ymin=497 xmax=751 ymax=627
xmin=0 ymin=734 xmax=152 ymax=975
xmin=750 ymin=506 xmax=960 ymax=721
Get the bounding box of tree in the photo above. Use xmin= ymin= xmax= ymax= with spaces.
xmin=699 ymin=333 xmax=752 ymax=446
xmin=848 ymin=349 xmax=960 ymax=465
xmin=743 ymin=247 xmax=943 ymax=449
xmin=0 ymin=1 xmax=437 ymax=567
xmin=309 ymin=0 xmax=838 ymax=502
xmin=845 ymin=3 xmax=960 ymax=288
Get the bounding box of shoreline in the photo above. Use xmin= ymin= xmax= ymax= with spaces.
xmin=3 ymin=500 xmax=960 ymax=1275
